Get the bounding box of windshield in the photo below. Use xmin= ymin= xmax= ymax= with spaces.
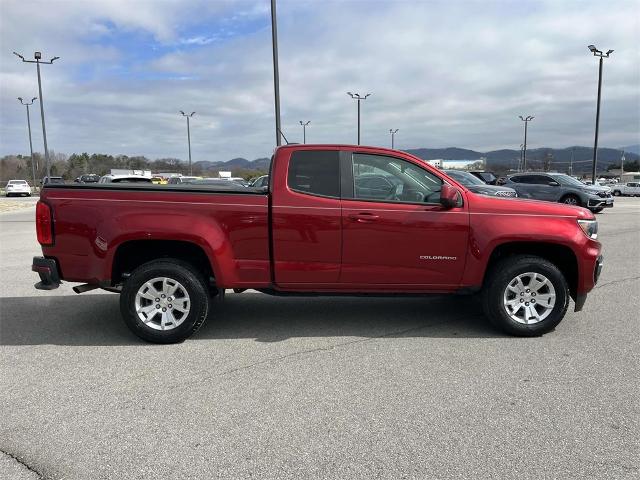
xmin=550 ymin=174 xmax=587 ymax=187
xmin=444 ymin=170 xmax=485 ymax=186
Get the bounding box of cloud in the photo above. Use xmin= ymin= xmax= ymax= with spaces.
xmin=1 ymin=0 xmax=638 ymax=162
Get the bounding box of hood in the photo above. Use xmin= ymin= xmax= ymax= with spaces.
xmin=582 ymin=185 xmax=610 ymax=194
xmin=466 ymin=185 xmax=516 ymax=195
xmin=466 ymin=192 xmax=595 ymax=219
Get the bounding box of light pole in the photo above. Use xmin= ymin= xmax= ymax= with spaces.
xmin=519 ymin=144 xmax=524 ymax=172
xmin=18 ymin=97 xmax=39 ymax=188
xmin=347 ymin=92 xmax=371 ymax=145
xmin=179 ymin=111 xmax=195 ymax=175
xmin=389 ymin=129 xmax=399 ymax=149
xmin=569 ymin=148 xmax=575 ymax=176
xmin=299 ymin=121 xmax=310 ymax=144
xmin=13 ymin=51 xmax=59 ymax=179
xmin=270 ymin=0 xmax=282 ymax=146
xmin=587 ymin=45 xmax=613 ymax=184
xmin=519 ymin=115 xmax=534 ymax=171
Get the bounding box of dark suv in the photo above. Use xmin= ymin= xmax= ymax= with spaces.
xmin=501 ymin=173 xmax=613 ymax=213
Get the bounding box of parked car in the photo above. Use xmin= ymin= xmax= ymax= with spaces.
xmin=41 ymin=176 xmax=65 ymax=185
xmin=502 ymin=173 xmax=613 ymax=213
xmin=250 ymin=175 xmax=269 ymax=188
xmin=167 ymin=176 xmax=201 ymax=185
xmin=151 ymin=177 xmax=168 ymax=185
xmin=5 ymin=179 xmax=32 ymax=197
xmin=443 ymin=170 xmax=517 ymax=198
xmin=185 ymin=178 xmax=247 ymax=189
xmin=468 ymin=171 xmax=498 ymax=185
xmin=611 ymin=182 xmax=640 ymax=196
xmin=74 ymin=174 xmax=101 ymax=184
xmin=98 ymin=175 xmax=153 ymax=184
xmin=33 ymin=144 xmax=603 ymax=343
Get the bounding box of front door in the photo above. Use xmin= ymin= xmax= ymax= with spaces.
xmin=340 ymin=152 xmax=469 ymax=288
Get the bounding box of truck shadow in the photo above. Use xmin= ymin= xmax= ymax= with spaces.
xmin=0 ymin=293 xmax=503 ymax=346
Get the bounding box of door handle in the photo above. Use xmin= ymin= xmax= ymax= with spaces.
xmin=348 ymin=212 xmax=379 ymax=222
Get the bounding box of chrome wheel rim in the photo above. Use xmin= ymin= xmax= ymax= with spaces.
xmin=135 ymin=277 xmax=191 ymax=331
xmin=503 ymin=272 xmax=556 ymax=325
xmin=563 ymin=197 xmax=578 ymax=205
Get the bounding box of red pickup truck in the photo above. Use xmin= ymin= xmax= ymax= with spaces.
xmin=33 ymin=144 xmax=603 ymax=343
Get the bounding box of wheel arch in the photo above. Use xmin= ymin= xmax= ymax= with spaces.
xmin=483 ymin=241 xmax=579 ymax=301
xmin=111 ymin=239 xmax=218 ymax=289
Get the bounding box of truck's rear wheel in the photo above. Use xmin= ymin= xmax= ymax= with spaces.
xmin=120 ymin=259 xmax=209 ymax=343
xmin=482 ymin=255 xmax=569 ymax=336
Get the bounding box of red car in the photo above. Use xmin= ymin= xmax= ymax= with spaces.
xmin=33 ymin=144 xmax=603 ymax=343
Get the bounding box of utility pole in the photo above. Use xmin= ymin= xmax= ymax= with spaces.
xmin=587 ymin=45 xmax=613 ymax=184
xmin=13 ymin=51 xmax=60 ymax=179
xmin=18 ymin=97 xmax=38 ymax=188
xmin=389 ymin=129 xmax=399 ymax=149
xmin=347 ymin=92 xmax=371 ymax=145
xmin=179 ymin=111 xmax=196 ymax=175
xmin=299 ymin=121 xmax=310 ymax=144
xmin=270 ymin=0 xmax=282 ymax=146
xmin=519 ymin=115 xmax=534 ymax=171
xmin=620 ymin=150 xmax=625 ymax=180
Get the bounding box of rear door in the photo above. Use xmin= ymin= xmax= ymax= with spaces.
xmin=340 ymin=152 xmax=469 ymax=288
xmin=271 ymin=149 xmax=343 ymax=285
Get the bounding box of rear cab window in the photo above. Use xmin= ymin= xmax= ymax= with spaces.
xmin=287 ymin=150 xmax=340 ymax=198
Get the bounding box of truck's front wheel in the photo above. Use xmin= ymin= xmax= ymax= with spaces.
xmin=482 ymin=255 xmax=569 ymax=336
xmin=120 ymin=259 xmax=209 ymax=343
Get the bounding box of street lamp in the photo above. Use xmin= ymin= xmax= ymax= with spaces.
xmin=389 ymin=129 xmax=399 ymax=149
xmin=179 ymin=111 xmax=196 ymax=175
xmin=519 ymin=115 xmax=534 ymax=171
xmin=587 ymin=44 xmax=613 ymax=183
xmin=299 ymin=121 xmax=310 ymax=144
xmin=347 ymin=92 xmax=371 ymax=145
xmin=18 ymin=97 xmax=38 ymax=188
xmin=13 ymin=51 xmax=59 ymax=179
xmin=270 ymin=0 xmax=282 ymax=146
xmin=519 ymin=144 xmax=524 ymax=172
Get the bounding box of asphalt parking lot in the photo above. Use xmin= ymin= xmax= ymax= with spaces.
xmin=1 ymin=197 xmax=639 ymax=480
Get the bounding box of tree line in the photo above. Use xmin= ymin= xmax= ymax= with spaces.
xmin=0 ymin=152 xmax=266 ymax=184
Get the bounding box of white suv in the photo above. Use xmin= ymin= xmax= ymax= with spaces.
xmin=5 ymin=180 xmax=32 ymax=197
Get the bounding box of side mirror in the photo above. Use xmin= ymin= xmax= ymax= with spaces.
xmin=548 ymin=180 xmax=560 ymax=186
xmin=440 ymin=184 xmax=460 ymax=209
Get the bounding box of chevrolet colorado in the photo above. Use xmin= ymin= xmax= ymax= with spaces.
xmin=32 ymin=144 xmax=603 ymax=343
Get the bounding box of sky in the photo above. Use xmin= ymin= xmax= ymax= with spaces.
xmin=0 ymin=0 xmax=638 ymax=162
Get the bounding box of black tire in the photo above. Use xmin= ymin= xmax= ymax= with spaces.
xmin=482 ymin=255 xmax=570 ymax=336
xmin=612 ymin=190 xmax=620 ymax=196
xmin=590 ymin=207 xmax=604 ymax=213
xmin=560 ymin=194 xmax=581 ymax=207
xmin=120 ymin=259 xmax=210 ymax=343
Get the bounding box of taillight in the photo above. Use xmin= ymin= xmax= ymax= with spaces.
xmin=36 ymin=201 xmax=54 ymax=245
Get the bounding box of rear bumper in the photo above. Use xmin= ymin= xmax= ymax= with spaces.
xmin=32 ymin=256 xmax=61 ymax=290
xmin=574 ymin=255 xmax=603 ymax=312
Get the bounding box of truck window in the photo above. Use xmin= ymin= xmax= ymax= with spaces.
xmin=287 ymin=150 xmax=340 ymax=198
xmin=352 ymin=153 xmax=442 ymax=204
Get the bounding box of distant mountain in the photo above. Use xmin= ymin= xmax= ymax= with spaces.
xmin=190 ymin=147 xmax=637 ymax=175
xmin=405 ymin=147 xmax=483 ymax=160
xmin=620 ymin=144 xmax=640 ymax=155
xmin=192 ymin=157 xmax=270 ymax=172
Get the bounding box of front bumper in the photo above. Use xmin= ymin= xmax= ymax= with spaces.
xmin=587 ymin=196 xmax=614 ymax=208
xmin=574 ymin=255 xmax=603 ymax=312
xmin=32 ymin=256 xmax=61 ymax=290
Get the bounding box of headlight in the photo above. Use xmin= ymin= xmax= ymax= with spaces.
xmin=577 ymin=219 xmax=598 ymax=239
